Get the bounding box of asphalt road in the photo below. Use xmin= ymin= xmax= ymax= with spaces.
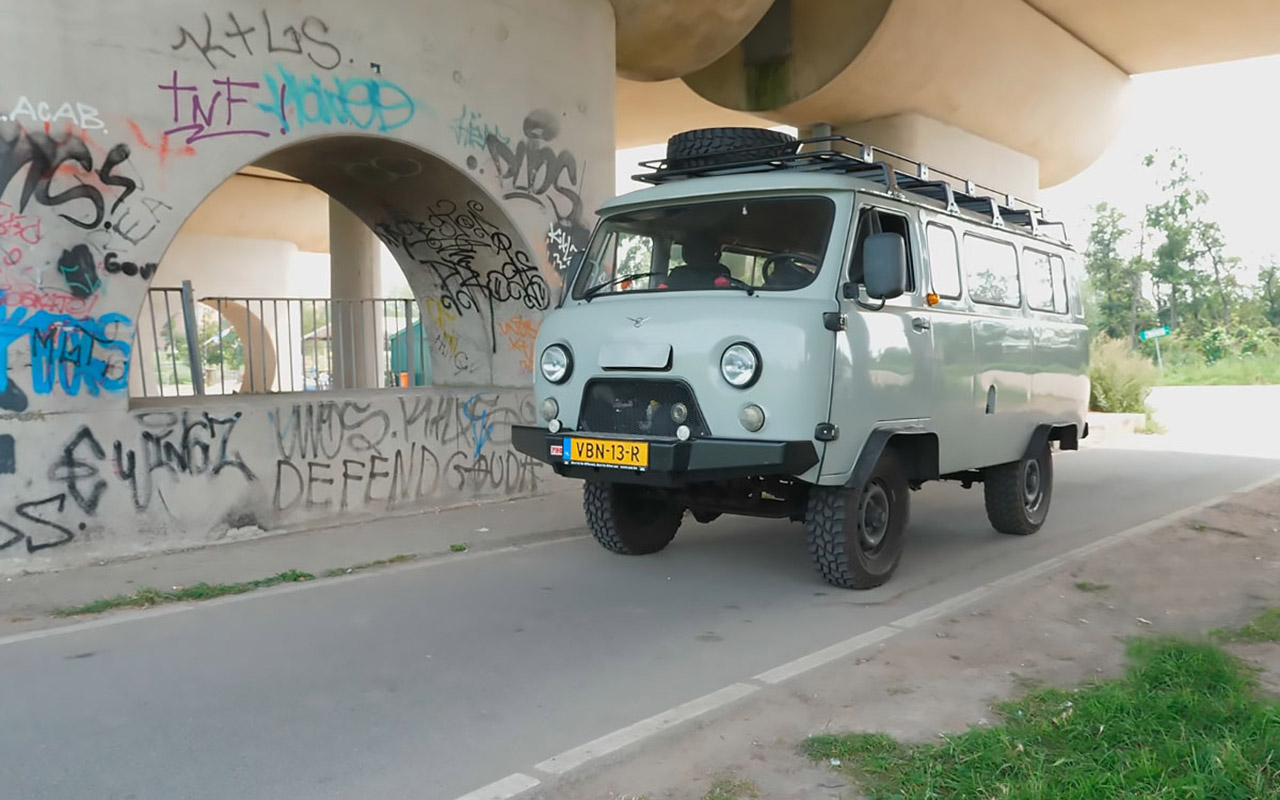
xmin=1 ymin=446 xmax=1277 ymax=800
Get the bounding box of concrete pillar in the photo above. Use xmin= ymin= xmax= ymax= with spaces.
xmin=804 ymin=113 xmax=1041 ymax=203
xmin=328 ymin=198 xmax=383 ymax=389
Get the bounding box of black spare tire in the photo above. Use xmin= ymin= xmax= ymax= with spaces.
xmin=665 ymin=127 xmax=799 ymax=170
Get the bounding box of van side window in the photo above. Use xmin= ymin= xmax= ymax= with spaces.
xmin=1024 ymin=249 xmax=1069 ymax=314
xmin=925 ymin=223 xmax=962 ymax=299
xmin=963 ymin=234 xmax=1020 ymax=307
xmin=1051 ymin=254 xmax=1069 ymax=314
xmin=850 ymin=208 xmax=915 ymax=292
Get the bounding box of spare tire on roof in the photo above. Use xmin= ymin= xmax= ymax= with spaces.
xmin=665 ymin=127 xmax=799 ymax=170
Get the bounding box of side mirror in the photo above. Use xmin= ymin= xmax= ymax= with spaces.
xmin=862 ymin=232 xmax=907 ymax=300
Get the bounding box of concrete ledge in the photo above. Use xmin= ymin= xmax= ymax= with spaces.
xmin=1085 ymin=411 xmax=1147 ymax=445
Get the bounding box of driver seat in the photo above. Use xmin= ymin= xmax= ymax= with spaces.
xmin=667 ymin=233 xmax=730 ymax=289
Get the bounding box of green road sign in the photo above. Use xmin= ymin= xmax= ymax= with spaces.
xmin=1139 ymin=325 xmax=1170 ymax=341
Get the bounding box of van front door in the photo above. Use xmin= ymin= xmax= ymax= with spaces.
xmin=822 ymin=202 xmax=935 ymax=484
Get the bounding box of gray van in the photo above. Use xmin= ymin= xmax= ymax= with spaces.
xmin=513 ymin=128 xmax=1089 ymax=589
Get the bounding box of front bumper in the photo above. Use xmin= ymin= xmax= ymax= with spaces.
xmin=512 ymin=425 xmax=819 ymax=486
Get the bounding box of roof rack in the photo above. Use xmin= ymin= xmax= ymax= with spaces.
xmin=632 ymin=134 xmax=1070 ymax=243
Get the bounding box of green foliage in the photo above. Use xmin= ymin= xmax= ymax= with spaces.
xmin=52 ymin=570 xmax=315 ymax=616
xmin=806 ymin=637 xmax=1280 ymax=799
xmin=1212 ymin=608 xmax=1280 ymax=644
xmin=1088 ymin=336 xmax=1157 ymax=413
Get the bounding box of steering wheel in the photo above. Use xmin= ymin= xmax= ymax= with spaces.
xmin=762 ymin=252 xmax=821 ymax=283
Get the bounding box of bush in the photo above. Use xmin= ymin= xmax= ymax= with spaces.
xmin=1089 ymin=336 xmax=1158 ymax=413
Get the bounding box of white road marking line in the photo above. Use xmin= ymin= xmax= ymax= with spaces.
xmin=753 ymin=626 xmax=898 ymax=684
xmin=532 ymin=683 xmax=759 ymax=775
xmin=450 ymin=773 xmax=540 ymax=800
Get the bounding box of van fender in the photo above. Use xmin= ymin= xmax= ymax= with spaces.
xmin=1026 ymin=422 xmax=1082 ymax=460
xmin=846 ymin=427 xmax=940 ymax=491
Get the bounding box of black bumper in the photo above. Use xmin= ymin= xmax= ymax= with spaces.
xmin=511 ymin=425 xmax=819 ymax=486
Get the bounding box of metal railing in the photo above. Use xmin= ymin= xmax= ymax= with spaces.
xmin=131 ymin=284 xmax=429 ymax=398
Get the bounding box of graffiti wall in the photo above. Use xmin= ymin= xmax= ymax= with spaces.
xmin=0 ymin=388 xmax=549 ymax=572
xmin=0 ymin=0 xmax=615 ymax=571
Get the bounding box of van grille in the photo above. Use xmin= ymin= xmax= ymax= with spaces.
xmin=578 ymin=379 xmax=710 ymax=438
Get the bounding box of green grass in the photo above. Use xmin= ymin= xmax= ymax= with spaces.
xmin=322 ymin=554 xmax=416 ymax=577
xmin=1161 ymin=354 xmax=1280 ymax=386
xmin=701 ymin=777 xmax=759 ymax=800
xmin=805 ymin=637 xmax=1280 ymax=799
xmin=1213 ymin=608 xmax=1280 ymax=644
xmin=52 ymin=570 xmax=316 ymax=617
xmin=1074 ymin=581 xmax=1110 ymax=592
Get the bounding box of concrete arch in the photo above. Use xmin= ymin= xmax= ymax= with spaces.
xmin=250 ymin=134 xmax=548 ymax=389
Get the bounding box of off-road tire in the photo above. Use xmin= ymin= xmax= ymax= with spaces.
xmin=983 ymin=441 xmax=1053 ymax=535
xmin=665 ymin=127 xmax=799 ymax=170
xmin=584 ymin=482 xmax=683 ymax=555
xmin=804 ymin=451 xmax=910 ymax=589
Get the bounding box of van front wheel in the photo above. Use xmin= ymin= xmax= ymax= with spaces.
xmin=983 ymin=442 xmax=1053 ymax=535
xmin=584 ymin=482 xmax=683 ymax=555
xmin=805 ymin=451 xmax=909 ymax=589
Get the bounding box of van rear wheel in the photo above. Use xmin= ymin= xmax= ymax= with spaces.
xmin=805 ymin=451 xmax=909 ymax=589
xmin=983 ymin=441 xmax=1053 ymax=535
xmin=583 ymin=482 xmax=683 ymax=555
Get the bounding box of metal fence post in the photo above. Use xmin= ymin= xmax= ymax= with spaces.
xmin=403 ymin=298 xmax=416 ymax=387
xmin=180 ymin=280 xmax=205 ymax=396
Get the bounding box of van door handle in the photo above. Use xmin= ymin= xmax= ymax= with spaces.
xmin=911 ymin=316 xmax=931 ymax=332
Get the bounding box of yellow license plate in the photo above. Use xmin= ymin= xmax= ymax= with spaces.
xmin=564 ymin=437 xmax=649 ymax=469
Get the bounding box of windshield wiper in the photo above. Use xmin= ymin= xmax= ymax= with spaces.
xmin=581 ymin=271 xmax=662 ymax=301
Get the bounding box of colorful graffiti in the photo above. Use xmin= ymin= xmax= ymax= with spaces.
xmin=0 ymin=295 xmax=132 ymax=399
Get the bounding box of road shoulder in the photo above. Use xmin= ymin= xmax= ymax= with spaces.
xmin=538 ymin=478 xmax=1280 ymax=800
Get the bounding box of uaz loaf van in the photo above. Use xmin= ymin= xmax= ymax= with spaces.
xmin=513 ymin=127 xmax=1089 ymax=590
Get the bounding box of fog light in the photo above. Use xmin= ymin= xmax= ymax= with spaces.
xmin=670 ymin=402 xmax=689 ymax=424
xmin=676 ymin=424 xmax=691 ymax=441
xmin=548 ymin=418 xmax=562 ymax=433
xmin=739 ymin=404 xmax=765 ymax=432
xmin=541 ymin=398 xmax=559 ymax=421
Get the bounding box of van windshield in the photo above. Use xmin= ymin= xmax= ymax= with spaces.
xmin=571 ymin=196 xmax=835 ymax=300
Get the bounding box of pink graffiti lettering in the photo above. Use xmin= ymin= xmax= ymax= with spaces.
xmin=158 ymin=70 xmax=271 ymax=145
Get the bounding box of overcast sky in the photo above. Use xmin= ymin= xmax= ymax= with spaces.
xmin=615 ymin=54 xmax=1280 ymax=283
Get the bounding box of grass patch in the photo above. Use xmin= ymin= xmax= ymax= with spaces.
xmin=1161 ymin=354 xmax=1280 ymax=386
xmin=1136 ymin=410 xmax=1166 ymax=435
xmin=701 ymin=776 xmax=759 ymax=800
xmin=1213 ymin=608 xmax=1280 ymax=644
xmin=1074 ymin=581 xmax=1110 ymax=592
xmin=805 ymin=637 xmax=1280 ymax=799
xmin=322 ymin=553 xmax=416 ymax=577
xmin=52 ymin=570 xmax=315 ymax=617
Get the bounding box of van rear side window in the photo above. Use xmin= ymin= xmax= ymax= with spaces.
xmin=963 ymin=235 xmax=1020 ymax=307
xmin=925 ymin=223 xmax=962 ymax=299
xmin=1024 ymin=249 xmax=1069 ymax=314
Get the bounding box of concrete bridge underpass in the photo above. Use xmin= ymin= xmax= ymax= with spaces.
xmin=0 ymin=0 xmax=1276 ymax=573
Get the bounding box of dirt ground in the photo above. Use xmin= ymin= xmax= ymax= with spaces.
xmin=537 ymin=479 xmax=1280 ymax=800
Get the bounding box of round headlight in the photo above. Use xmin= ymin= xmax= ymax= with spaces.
xmin=720 ymin=343 xmax=760 ymax=388
xmin=540 ymin=345 xmax=572 ymax=384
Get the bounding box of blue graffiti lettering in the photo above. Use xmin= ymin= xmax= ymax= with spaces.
xmin=258 ymin=64 xmax=416 ymax=134
xmin=0 ymin=296 xmax=132 ymax=398
xmin=463 ymin=393 xmax=495 ymax=458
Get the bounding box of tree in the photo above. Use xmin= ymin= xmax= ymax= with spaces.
xmin=1257 ymin=263 xmax=1280 ymax=327
xmin=1083 ymin=202 xmax=1142 ymax=340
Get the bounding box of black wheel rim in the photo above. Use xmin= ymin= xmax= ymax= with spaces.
xmin=1023 ymin=459 xmax=1044 ymax=515
xmin=859 ymin=481 xmax=891 ymax=553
